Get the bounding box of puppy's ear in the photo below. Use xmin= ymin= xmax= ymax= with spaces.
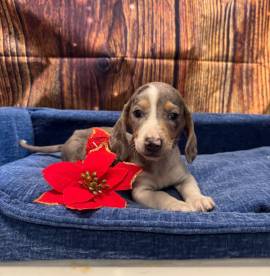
xmin=183 ymin=105 xmax=197 ymax=163
xmin=109 ymin=101 xmax=131 ymax=161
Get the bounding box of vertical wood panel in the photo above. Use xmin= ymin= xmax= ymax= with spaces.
xmin=178 ymin=0 xmax=270 ymax=113
xmin=0 ymin=0 xmax=269 ymax=113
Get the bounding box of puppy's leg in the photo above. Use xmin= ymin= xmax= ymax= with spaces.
xmin=175 ymin=174 xmax=215 ymax=212
xmin=61 ymin=129 xmax=93 ymax=161
xmin=61 ymin=139 xmax=86 ymax=161
xmin=132 ymin=180 xmax=195 ymax=212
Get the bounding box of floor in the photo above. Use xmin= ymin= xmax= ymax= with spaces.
xmin=0 ymin=259 xmax=269 ymax=276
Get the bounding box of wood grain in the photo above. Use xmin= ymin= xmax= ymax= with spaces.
xmin=0 ymin=0 xmax=269 ymax=113
xmin=178 ymin=0 xmax=270 ymax=113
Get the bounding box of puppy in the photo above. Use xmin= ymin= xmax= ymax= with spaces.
xmin=20 ymin=82 xmax=215 ymax=212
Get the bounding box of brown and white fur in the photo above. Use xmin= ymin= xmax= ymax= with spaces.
xmin=20 ymin=82 xmax=215 ymax=212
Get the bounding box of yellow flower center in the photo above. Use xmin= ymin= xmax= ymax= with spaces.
xmin=80 ymin=171 xmax=109 ymax=195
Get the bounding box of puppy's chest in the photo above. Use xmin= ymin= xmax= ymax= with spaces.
xmin=144 ymin=162 xmax=186 ymax=189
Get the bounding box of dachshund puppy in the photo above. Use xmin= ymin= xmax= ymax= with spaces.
xmin=20 ymin=82 xmax=215 ymax=212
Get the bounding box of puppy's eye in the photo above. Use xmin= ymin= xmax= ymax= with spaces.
xmin=168 ymin=112 xmax=179 ymax=121
xmin=133 ymin=109 xmax=144 ymax=118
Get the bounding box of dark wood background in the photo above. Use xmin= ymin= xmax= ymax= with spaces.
xmin=0 ymin=0 xmax=269 ymax=113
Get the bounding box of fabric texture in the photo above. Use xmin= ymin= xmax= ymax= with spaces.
xmin=0 ymin=108 xmax=33 ymax=166
xmin=0 ymin=107 xmax=270 ymax=261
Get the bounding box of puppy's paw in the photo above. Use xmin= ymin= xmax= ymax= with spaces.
xmin=166 ymin=201 xmax=196 ymax=212
xmin=187 ymin=196 xmax=215 ymax=212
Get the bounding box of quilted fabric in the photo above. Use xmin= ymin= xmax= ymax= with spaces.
xmin=0 ymin=107 xmax=270 ymax=260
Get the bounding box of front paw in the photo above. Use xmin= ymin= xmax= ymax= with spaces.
xmin=187 ymin=196 xmax=215 ymax=212
xmin=165 ymin=201 xmax=196 ymax=212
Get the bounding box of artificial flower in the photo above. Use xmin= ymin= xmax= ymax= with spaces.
xmin=35 ymin=129 xmax=142 ymax=210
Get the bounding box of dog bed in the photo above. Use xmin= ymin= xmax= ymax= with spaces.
xmin=0 ymin=107 xmax=269 ymax=261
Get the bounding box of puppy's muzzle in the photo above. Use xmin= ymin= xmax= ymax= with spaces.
xmin=144 ymin=137 xmax=162 ymax=155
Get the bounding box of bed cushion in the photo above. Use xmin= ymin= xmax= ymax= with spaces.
xmin=28 ymin=108 xmax=270 ymax=155
xmin=0 ymin=147 xmax=269 ymax=260
xmin=0 ymin=107 xmax=270 ymax=261
xmin=0 ymin=108 xmax=33 ymax=166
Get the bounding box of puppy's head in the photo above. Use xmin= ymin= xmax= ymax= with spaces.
xmin=110 ymin=82 xmax=197 ymax=163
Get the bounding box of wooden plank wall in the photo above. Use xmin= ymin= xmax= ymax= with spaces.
xmin=0 ymin=0 xmax=269 ymax=113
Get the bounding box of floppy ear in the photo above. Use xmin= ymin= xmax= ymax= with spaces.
xmin=109 ymin=101 xmax=131 ymax=161
xmin=183 ymin=105 xmax=197 ymax=163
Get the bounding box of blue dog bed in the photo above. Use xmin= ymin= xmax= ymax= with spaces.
xmin=0 ymin=107 xmax=269 ymax=261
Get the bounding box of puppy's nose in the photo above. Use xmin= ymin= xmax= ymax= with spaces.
xmin=144 ymin=137 xmax=162 ymax=153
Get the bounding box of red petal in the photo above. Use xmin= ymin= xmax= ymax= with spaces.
xmin=86 ymin=128 xmax=110 ymax=152
xmin=34 ymin=190 xmax=63 ymax=205
xmin=102 ymin=167 xmax=128 ymax=189
xmin=65 ymin=200 xmax=102 ymax=210
xmin=92 ymin=128 xmax=110 ymax=139
xmin=95 ymin=191 xmax=127 ymax=208
xmin=83 ymin=145 xmax=116 ymax=178
xmin=43 ymin=161 xmax=83 ymax=192
xmin=62 ymin=186 xmax=94 ymax=204
xmin=113 ymin=162 xmax=142 ymax=190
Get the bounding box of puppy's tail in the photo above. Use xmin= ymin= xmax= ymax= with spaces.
xmin=19 ymin=140 xmax=62 ymax=153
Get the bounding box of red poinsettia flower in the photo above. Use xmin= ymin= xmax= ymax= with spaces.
xmin=86 ymin=128 xmax=110 ymax=153
xmin=35 ymin=131 xmax=142 ymax=210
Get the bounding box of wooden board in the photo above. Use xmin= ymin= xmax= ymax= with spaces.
xmin=0 ymin=0 xmax=269 ymax=113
